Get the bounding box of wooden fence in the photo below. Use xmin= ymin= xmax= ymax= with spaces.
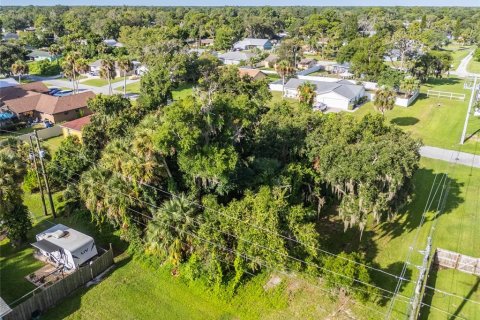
xmin=433 ymin=248 xmax=480 ymax=276
xmin=426 ymin=90 xmax=466 ymax=101
xmin=3 ymin=247 xmax=114 ymax=320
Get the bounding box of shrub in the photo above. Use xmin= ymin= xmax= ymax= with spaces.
xmin=28 ymin=59 xmax=61 ymax=76
xmin=23 ymin=168 xmax=39 ymax=193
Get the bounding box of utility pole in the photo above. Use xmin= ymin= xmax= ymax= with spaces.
xmin=460 ymin=76 xmax=477 ymax=144
xmin=29 ymin=135 xmax=48 ymax=216
xmin=34 ymin=130 xmax=56 ymax=218
xmin=407 ymin=237 xmax=432 ymax=320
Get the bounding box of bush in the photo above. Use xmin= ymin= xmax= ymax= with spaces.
xmin=474 ymin=48 xmax=480 ymax=62
xmin=28 ymin=59 xmax=61 ymax=76
xmin=23 ymin=168 xmax=39 ymax=193
xmin=321 ymin=252 xmax=377 ymax=302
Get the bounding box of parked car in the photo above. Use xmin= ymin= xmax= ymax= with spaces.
xmin=49 ymin=88 xmax=61 ymax=95
xmin=53 ymin=90 xmax=73 ymax=97
xmin=313 ymin=102 xmax=328 ymax=112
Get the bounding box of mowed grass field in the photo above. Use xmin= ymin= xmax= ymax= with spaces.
xmin=81 ymin=77 xmax=124 ymax=87
xmin=354 ymin=77 xmax=480 ymax=155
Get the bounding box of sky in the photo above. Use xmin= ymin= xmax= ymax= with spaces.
xmin=1 ymin=0 xmax=478 ymax=6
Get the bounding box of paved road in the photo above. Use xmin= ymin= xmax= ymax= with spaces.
xmin=451 ymin=51 xmax=480 ymax=78
xmin=420 ymin=146 xmax=480 ymax=168
xmin=42 ymin=78 xmax=140 ymax=96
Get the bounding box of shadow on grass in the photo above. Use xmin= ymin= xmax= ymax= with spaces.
xmin=40 ymin=255 xmax=133 ymax=320
xmin=378 ymin=169 xmax=463 ymax=240
xmin=423 ymin=77 xmax=461 ymax=88
xmin=391 ymin=117 xmax=420 ymax=126
xmin=420 ymin=265 xmax=480 ymax=320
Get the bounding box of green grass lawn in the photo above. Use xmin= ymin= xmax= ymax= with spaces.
xmin=467 ymin=56 xmax=480 ymax=74
xmin=116 ymin=82 xmax=195 ymax=101
xmin=81 ymin=77 xmax=124 ymax=87
xmin=353 ymin=77 xmax=480 ymax=155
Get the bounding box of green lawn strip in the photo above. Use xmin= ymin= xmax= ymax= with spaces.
xmin=353 ymin=77 xmax=480 ymax=154
xmin=115 ymin=82 xmax=194 ymax=100
xmin=467 ymin=58 xmax=480 ymax=74
xmin=81 ymin=77 xmax=124 ymax=87
xmin=43 ymin=82 xmax=72 ymax=91
xmin=421 ymin=269 xmax=480 ymax=320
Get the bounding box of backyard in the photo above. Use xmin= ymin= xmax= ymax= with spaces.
xmin=115 ymin=82 xmax=195 ymax=100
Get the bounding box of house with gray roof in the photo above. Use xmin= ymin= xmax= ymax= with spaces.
xmin=283 ymin=78 xmax=365 ymax=110
xmin=233 ymin=38 xmax=273 ymax=51
xmin=27 ymin=50 xmax=59 ymax=62
xmin=218 ymin=51 xmax=256 ymax=65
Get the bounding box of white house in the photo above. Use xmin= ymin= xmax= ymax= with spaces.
xmin=233 ymin=38 xmax=273 ymax=51
xmin=218 ymin=51 xmax=256 ymax=65
xmin=103 ymin=39 xmax=124 ymax=47
xmin=32 ymin=224 xmax=98 ymax=270
xmin=27 ymin=50 xmax=59 ymax=62
xmin=88 ymin=59 xmax=142 ymax=77
xmin=283 ymin=78 xmax=365 ymax=110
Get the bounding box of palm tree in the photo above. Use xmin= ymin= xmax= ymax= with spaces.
xmin=374 ymin=87 xmax=397 ymax=117
xmin=75 ymin=58 xmax=90 ymax=91
xmin=297 ymin=82 xmax=317 ymax=107
xmin=48 ymin=44 xmax=61 ymax=64
xmin=400 ymin=76 xmax=420 ymax=98
xmin=100 ymin=58 xmax=116 ymax=95
xmin=145 ymin=195 xmax=198 ymax=265
xmin=275 ymin=60 xmax=295 ymax=98
xmin=11 ymin=60 xmax=29 ymax=83
xmin=62 ymin=52 xmax=81 ymax=93
xmin=117 ymin=58 xmax=132 ymax=97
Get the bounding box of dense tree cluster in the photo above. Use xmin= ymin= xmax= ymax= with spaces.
xmin=0 ymin=139 xmax=32 ymax=246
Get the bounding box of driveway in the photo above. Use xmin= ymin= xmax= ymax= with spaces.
xmin=451 ymin=51 xmax=480 ymax=78
xmin=420 ymin=146 xmax=480 ymax=168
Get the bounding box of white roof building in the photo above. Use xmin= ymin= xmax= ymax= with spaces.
xmin=233 ymin=38 xmax=273 ymax=50
xmin=218 ymin=51 xmax=256 ymax=65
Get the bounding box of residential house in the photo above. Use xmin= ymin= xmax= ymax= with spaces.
xmin=27 ymin=50 xmax=59 ymax=62
xmin=2 ymin=32 xmax=19 ymax=41
xmin=259 ymin=54 xmax=278 ymax=68
xmin=88 ymin=60 xmax=141 ymax=77
xmin=238 ymin=68 xmax=267 ymax=81
xmin=283 ymin=78 xmax=365 ymax=110
xmin=0 ymin=82 xmax=95 ymax=123
xmin=103 ymin=39 xmax=124 ymax=47
xmin=59 ymin=114 xmax=92 ymax=140
xmin=200 ymin=38 xmax=214 ymax=47
xmin=325 ymin=63 xmax=351 ymax=74
xmin=297 ymin=58 xmax=317 ymax=70
xmin=218 ymin=51 xmax=256 ymax=65
xmin=233 ymin=38 xmax=273 ymax=51
xmin=188 ymin=48 xmax=218 ymax=57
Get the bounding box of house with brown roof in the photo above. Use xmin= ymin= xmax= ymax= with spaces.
xmin=59 ymin=115 xmax=92 ymax=140
xmin=297 ymin=58 xmax=317 ymax=70
xmin=0 ymin=82 xmax=94 ymax=124
xmin=238 ymin=68 xmax=267 ymax=81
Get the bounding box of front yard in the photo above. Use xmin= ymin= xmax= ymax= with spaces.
xmin=81 ymin=77 xmax=124 ymax=87
xmin=353 ymin=77 xmax=480 ymax=155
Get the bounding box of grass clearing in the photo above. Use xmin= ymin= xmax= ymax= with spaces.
xmin=467 ymin=57 xmax=480 ymax=74
xmin=81 ymin=77 xmax=124 ymax=87
xmin=353 ymin=77 xmax=480 ymax=154
xmin=115 ymin=82 xmax=194 ymax=101
xmin=442 ymin=44 xmax=473 ymax=69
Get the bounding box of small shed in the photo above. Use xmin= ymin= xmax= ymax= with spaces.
xmin=32 ymin=224 xmax=98 ymax=270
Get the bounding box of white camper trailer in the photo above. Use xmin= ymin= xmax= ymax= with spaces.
xmin=32 ymin=224 xmax=98 ymax=270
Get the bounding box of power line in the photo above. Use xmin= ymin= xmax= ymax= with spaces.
xmin=32 ymin=157 xmax=477 ymax=319
xmin=35 ymin=135 xmax=480 ymax=311
xmin=32 ymin=136 xmax=418 ymax=286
